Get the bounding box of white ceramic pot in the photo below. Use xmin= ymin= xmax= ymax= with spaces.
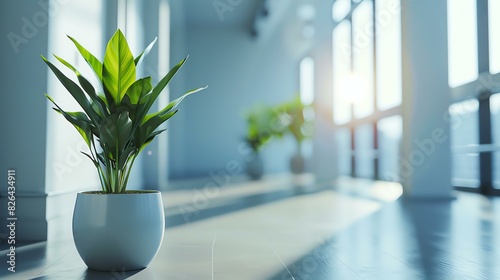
xmin=72 ymin=190 xmax=165 ymax=271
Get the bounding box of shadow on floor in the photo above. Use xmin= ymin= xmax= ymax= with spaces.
xmin=267 ymin=194 xmax=500 ymax=280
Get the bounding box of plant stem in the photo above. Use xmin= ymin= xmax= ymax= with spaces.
xmin=121 ymin=153 xmax=138 ymax=192
xmin=90 ymin=136 xmax=106 ymax=192
xmin=106 ymin=153 xmax=113 ymax=193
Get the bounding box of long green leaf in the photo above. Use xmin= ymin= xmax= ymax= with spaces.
xmin=42 ymin=55 xmax=101 ymax=124
xmin=133 ymin=109 xmax=177 ymax=150
xmin=134 ymin=37 xmax=157 ymax=67
xmin=138 ymin=129 xmax=166 ymax=153
xmin=67 ymin=35 xmax=103 ymax=81
xmin=125 ymin=77 xmax=153 ymax=105
xmin=117 ymin=146 xmax=136 ymax=170
xmin=53 ymin=54 xmax=78 ymax=73
xmin=134 ymin=85 xmax=206 ymax=150
xmin=45 ymin=94 xmax=93 ymax=147
xmin=102 ymin=29 xmax=136 ymax=105
xmin=99 ymin=111 xmax=132 ymax=159
xmin=80 ymin=77 xmax=107 ymax=118
xmin=141 ymin=109 xmax=178 ymax=141
xmin=81 ymin=151 xmax=98 ymax=166
xmin=145 ymin=129 xmax=166 ymax=142
xmin=120 ymin=77 xmax=152 ymax=123
xmin=53 ymin=54 xmax=108 ymax=117
xmin=136 ymin=56 xmax=188 ymax=121
xmin=143 ymin=86 xmax=207 ymax=124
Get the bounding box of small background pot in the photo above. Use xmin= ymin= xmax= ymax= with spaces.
xmin=246 ymin=152 xmax=264 ymax=180
xmin=290 ymin=153 xmax=306 ymax=174
xmin=72 ymin=190 xmax=165 ymax=271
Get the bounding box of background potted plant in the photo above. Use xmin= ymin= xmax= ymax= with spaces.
xmin=243 ymin=104 xmax=277 ymax=180
xmin=281 ymin=95 xmax=314 ymax=174
xmin=42 ymin=29 xmax=206 ymax=271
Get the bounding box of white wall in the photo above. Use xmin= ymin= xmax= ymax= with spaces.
xmin=0 ymin=0 xmax=50 ymax=241
xmin=167 ymin=3 xmax=311 ymax=180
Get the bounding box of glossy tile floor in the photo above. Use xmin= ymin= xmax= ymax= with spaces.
xmin=1 ymin=176 xmax=500 ymax=279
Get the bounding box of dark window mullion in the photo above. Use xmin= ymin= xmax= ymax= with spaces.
xmin=479 ymin=96 xmax=493 ymax=194
xmin=477 ymin=0 xmax=493 ymax=195
xmin=373 ymin=122 xmax=379 ymax=180
xmin=477 ymin=0 xmax=490 ymax=73
xmin=351 ymin=126 xmax=356 ymax=177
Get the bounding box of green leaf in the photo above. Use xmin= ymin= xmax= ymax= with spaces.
xmin=136 ymin=56 xmax=189 ymax=121
xmin=138 ymin=129 xmax=166 ymax=153
xmin=133 ymin=85 xmax=206 ymax=150
xmin=134 ymin=110 xmax=177 ymax=149
xmin=97 ymin=151 xmax=106 ymax=164
xmin=82 ymin=81 xmax=107 ymax=117
xmin=42 ymin=55 xmax=101 ymax=124
xmin=45 ymin=94 xmax=93 ymax=147
xmin=53 ymin=54 xmax=108 ymax=117
xmin=53 ymin=54 xmax=78 ymax=73
xmin=99 ymin=111 xmax=133 ymax=158
xmin=81 ymin=151 xmax=98 ymax=166
xmin=67 ymin=116 xmax=93 ymax=147
xmin=125 ymin=77 xmax=153 ymax=105
xmin=117 ymin=146 xmax=136 ymax=170
xmin=143 ymin=86 xmax=207 ymax=124
xmin=119 ymin=79 xmax=150 ymax=124
xmin=102 ymin=29 xmax=136 ymax=105
xmin=145 ymin=129 xmax=166 ymax=141
xmin=134 ymin=37 xmax=157 ymax=67
xmin=98 ymin=94 xmax=109 ymax=107
xmin=142 ymin=110 xmax=178 ymax=139
xmin=67 ymin=35 xmax=103 ymax=81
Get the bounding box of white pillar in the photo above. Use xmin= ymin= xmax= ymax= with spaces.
xmin=311 ymin=0 xmax=338 ymax=184
xmin=400 ymin=0 xmax=452 ymax=198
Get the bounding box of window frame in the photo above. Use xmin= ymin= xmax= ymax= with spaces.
xmin=449 ymin=0 xmax=500 ymax=195
xmin=331 ymin=0 xmax=403 ymax=181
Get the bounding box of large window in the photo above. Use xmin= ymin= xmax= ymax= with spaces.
xmin=332 ymin=0 xmax=402 ymax=181
xmin=352 ymin=1 xmax=374 ymax=119
xmin=448 ymin=1 xmax=500 ymax=194
xmin=300 ymin=57 xmax=315 ymax=106
xmin=355 ymin=124 xmax=375 ymax=178
xmin=376 ymin=0 xmax=402 ymax=111
xmin=488 ymin=0 xmax=500 ymax=74
xmin=447 ymin=0 xmax=478 ymax=87
xmin=332 ymin=20 xmax=352 ymax=125
xmin=336 ymin=128 xmax=352 ymax=176
xmin=450 ymin=100 xmax=480 ymax=188
xmin=378 ymin=115 xmax=402 ymax=181
xmin=45 ymin=0 xmax=105 ymax=192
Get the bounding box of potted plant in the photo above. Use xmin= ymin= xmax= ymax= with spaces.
xmin=243 ymin=104 xmax=277 ymax=180
xmin=281 ymin=95 xmax=314 ymax=174
xmin=42 ymin=29 xmax=206 ymax=271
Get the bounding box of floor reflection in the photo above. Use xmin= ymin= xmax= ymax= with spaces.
xmin=269 ymin=192 xmax=500 ymax=280
xmin=165 ymin=183 xmax=330 ymax=228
